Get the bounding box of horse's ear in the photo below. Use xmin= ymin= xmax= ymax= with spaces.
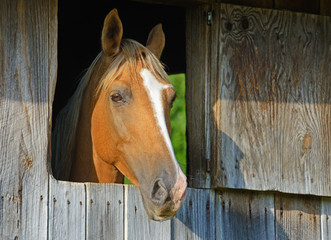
xmin=146 ymin=24 xmax=165 ymax=59
xmin=101 ymin=9 xmax=123 ymax=56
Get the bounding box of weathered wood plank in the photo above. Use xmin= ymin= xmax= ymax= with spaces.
xmin=86 ymin=183 xmax=124 ymax=240
xmin=211 ymin=3 xmax=331 ymax=196
xmin=216 ymin=190 xmax=275 ymax=240
xmin=125 ymin=185 xmax=171 ymax=240
xmin=186 ymin=4 xmax=212 ymax=188
xmin=274 ymin=0 xmax=320 ymax=14
xmin=0 ymin=0 xmax=57 ymax=239
xmin=172 ymin=188 xmax=216 ymax=239
xmin=221 ymin=0 xmax=273 ymax=8
xmin=321 ymin=197 xmax=331 ymax=240
xmin=320 ymin=0 xmax=331 ymax=16
xmin=275 ymin=194 xmax=321 ymax=239
xmin=48 ymin=177 xmax=86 ymax=240
xmin=132 ymin=0 xmax=210 ymax=7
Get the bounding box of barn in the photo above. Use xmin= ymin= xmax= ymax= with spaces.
xmin=0 ymin=0 xmax=330 ymax=239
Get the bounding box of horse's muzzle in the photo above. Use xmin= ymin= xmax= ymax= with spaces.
xmin=144 ymin=171 xmax=187 ymax=221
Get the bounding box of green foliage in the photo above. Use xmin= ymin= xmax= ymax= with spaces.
xmin=169 ymin=74 xmax=187 ymax=174
xmin=124 ymin=73 xmax=187 ymax=184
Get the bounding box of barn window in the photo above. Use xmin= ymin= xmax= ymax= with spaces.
xmin=53 ymin=1 xmax=187 ymax=181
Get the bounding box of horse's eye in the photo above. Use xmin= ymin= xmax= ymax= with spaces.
xmin=111 ymin=93 xmax=124 ymax=103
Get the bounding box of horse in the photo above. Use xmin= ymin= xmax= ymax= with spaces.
xmin=52 ymin=9 xmax=187 ymax=221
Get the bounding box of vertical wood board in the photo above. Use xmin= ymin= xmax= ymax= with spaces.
xmin=211 ymin=3 xmax=331 ymax=196
xmin=216 ymin=190 xmax=275 ymax=240
xmin=275 ymin=194 xmax=321 ymax=240
xmin=172 ymin=188 xmax=216 ymax=240
xmin=0 ymin=0 xmax=57 ymax=239
xmin=48 ymin=178 xmax=86 ymax=240
xmin=86 ymin=183 xmax=124 ymax=240
xmin=186 ymin=4 xmax=212 ymax=188
xmin=321 ymin=197 xmax=331 ymax=240
xmin=125 ymin=185 xmax=171 ymax=240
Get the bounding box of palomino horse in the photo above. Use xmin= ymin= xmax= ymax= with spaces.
xmin=52 ymin=9 xmax=187 ymax=221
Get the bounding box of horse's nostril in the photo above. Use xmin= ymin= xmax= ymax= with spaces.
xmin=151 ymin=179 xmax=168 ymax=203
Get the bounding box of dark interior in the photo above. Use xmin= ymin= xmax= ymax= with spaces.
xmin=54 ymin=1 xmax=186 ymax=120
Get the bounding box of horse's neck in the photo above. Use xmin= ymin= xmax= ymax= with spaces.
xmin=69 ymin=79 xmax=98 ymax=182
xmin=70 ymin=61 xmax=124 ymax=183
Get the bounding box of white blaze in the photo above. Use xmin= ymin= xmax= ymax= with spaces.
xmin=140 ymin=68 xmax=178 ymax=168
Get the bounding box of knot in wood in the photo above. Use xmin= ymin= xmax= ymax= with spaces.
xmin=303 ymin=134 xmax=312 ymax=150
xmin=241 ymin=16 xmax=249 ymax=30
xmin=225 ymin=21 xmax=233 ymax=31
xmin=24 ymin=155 xmax=33 ymax=171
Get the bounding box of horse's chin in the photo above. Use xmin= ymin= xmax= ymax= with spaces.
xmin=150 ymin=213 xmax=176 ymax=222
xmin=141 ymin=189 xmax=187 ymax=222
xmin=144 ymin=202 xmax=183 ymax=222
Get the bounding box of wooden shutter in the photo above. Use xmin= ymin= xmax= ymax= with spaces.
xmin=187 ymin=3 xmax=331 ymax=197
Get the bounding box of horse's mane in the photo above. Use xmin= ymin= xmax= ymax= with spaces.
xmin=52 ymin=39 xmax=169 ymax=180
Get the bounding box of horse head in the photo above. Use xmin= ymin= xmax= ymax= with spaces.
xmin=90 ymin=9 xmax=187 ymax=221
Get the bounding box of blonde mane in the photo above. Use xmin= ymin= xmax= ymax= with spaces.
xmin=52 ymin=39 xmax=169 ymax=180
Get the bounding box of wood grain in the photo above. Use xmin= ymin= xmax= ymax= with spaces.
xmin=216 ymin=190 xmax=275 ymax=240
xmin=0 ymin=0 xmax=330 ymax=238
xmin=172 ymin=188 xmax=216 ymax=239
xmin=186 ymin=4 xmax=212 ymax=189
xmin=48 ymin=178 xmax=86 ymax=240
xmin=275 ymin=194 xmax=322 ymax=239
xmin=124 ymin=185 xmax=171 ymax=240
xmin=86 ymin=183 xmax=124 ymax=240
xmin=321 ymin=197 xmax=331 ymax=240
xmin=211 ymin=3 xmax=331 ymax=196
xmin=0 ymin=0 xmax=57 ymax=239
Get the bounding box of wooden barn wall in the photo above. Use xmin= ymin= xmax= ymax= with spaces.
xmin=186 ymin=3 xmax=331 ymax=197
xmin=48 ymin=183 xmax=331 ymax=240
xmin=1 ymin=0 xmax=330 ymax=239
xmin=0 ymin=0 xmax=57 ymax=239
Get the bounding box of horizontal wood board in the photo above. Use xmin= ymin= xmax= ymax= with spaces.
xmin=210 ymin=3 xmax=331 ymax=196
xmin=132 ymin=0 xmax=210 ymax=7
xmin=133 ymin=0 xmax=331 ymax=16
